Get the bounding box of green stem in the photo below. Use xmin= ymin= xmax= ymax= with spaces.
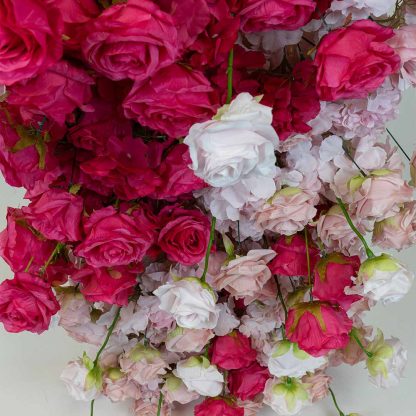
xmin=336 ymin=198 xmax=375 ymax=259
xmin=90 ymin=399 xmax=95 ymax=416
xmin=351 ymin=329 xmax=374 ymax=359
xmin=42 ymin=243 xmax=64 ymax=272
xmin=226 ymin=48 xmax=234 ymax=105
xmin=328 ymin=388 xmax=345 ymax=416
xmin=201 ymin=217 xmax=217 ymax=283
xmin=386 ymin=128 xmax=411 ymax=161
xmin=157 ymin=392 xmax=164 ymax=416
xmin=24 ymin=256 xmax=34 ymax=273
xmin=275 ymin=275 xmax=288 ymax=324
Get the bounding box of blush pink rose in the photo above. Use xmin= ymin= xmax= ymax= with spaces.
xmin=0 ymin=272 xmax=59 ymax=334
xmin=123 ymin=64 xmax=218 ymax=138
xmin=212 ymin=249 xmax=276 ymax=299
xmin=7 ymin=60 xmax=94 ymax=125
xmin=0 ymin=208 xmax=56 ymax=274
xmin=103 ymin=373 xmax=142 ymax=403
xmin=238 ymin=0 xmax=316 ymax=32
xmin=71 ymin=265 xmax=140 ymax=306
xmin=315 ymin=20 xmax=400 ymax=101
xmin=22 ymin=189 xmax=84 ymax=242
xmin=158 ymin=206 xmax=210 ymax=266
xmin=302 ymin=371 xmax=331 ymax=402
xmin=82 ymin=0 xmax=179 ymax=81
xmin=0 ymin=0 xmax=63 ymax=85
xmin=195 ymin=398 xmax=244 ymax=416
xmin=286 ymin=302 xmax=353 ymax=357
xmin=75 ymin=206 xmax=154 ymax=267
xmin=166 ymin=327 xmax=214 ymax=353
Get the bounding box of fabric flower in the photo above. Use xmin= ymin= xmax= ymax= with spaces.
xmin=165 ymin=326 xmax=214 ymax=353
xmin=314 ymin=20 xmax=400 ymax=101
xmin=162 ymin=374 xmax=200 ymax=405
xmin=174 ymin=356 xmax=224 ymax=397
xmin=154 ymin=278 xmax=220 ymax=330
xmin=195 ymin=397 xmax=244 ymax=416
xmin=0 ymin=272 xmax=59 ymax=334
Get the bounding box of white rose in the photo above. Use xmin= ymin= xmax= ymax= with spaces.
xmin=358 ymin=254 xmax=414 ymax=304
xmin=174 ymin=356 xmax=224 ymax=397
xmin=214 ymin=303 xmax=240 ymax=337
xmin=154 ymin=278 xmax=220 ymax=330
xmin=263 ymin=378 xmax=311 ymax=416
xmin=60 ymin=359 xmax=100 ymax=402
xmin=268 ymin=341 xmax=328 ymax=378
xmin=367 ymin=330 xmax=407 ymax=389
xmin=184 ymin=92 xmax=278 ymax=189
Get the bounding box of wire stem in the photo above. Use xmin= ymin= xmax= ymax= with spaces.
xmin=351 ymin=329 xmax=374 ymax=359
xmin=201 ymin=217 xmax=217 ymax=283
xmin=90 ymin=399 xmax=95 ymax=416
xmin=328 ymin=388 xmax=345 ymax=416
xmin=275 ymin=275 xmax=288 ymax=325
xmin=386 ymin=128 xmax=411 ymax=161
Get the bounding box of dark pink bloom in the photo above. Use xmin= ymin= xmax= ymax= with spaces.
xmin=195 ymin=398 xmax=244 ymax=416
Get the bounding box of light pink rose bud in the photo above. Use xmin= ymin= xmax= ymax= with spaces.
xmin=253 ymin=187 xmax=318 ymax=235
xmin=349 ymin=170 xmax=413 ymax=222
xmin=373 ymin=202 xmax=416 ymax=250
xmin=165 ymin=326 xmax=214 ymax=353
xmin=302 ymin=371 xmax=331 ymax=403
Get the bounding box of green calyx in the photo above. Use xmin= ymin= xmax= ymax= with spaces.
xmin=272 ymin=378 xmax=309 ymax=412
xmin=165 ymin=375 xmax=183 ymax=392
xmin=181 ymin=277 xmax=217 ymax=299
xmin=106 ymin=368 xmax=124 ymax=382
xmin=271 ymin=341 xmax=310 ymax=360
xmin=348 ymin=175 xmax=366 ymax=193
xmin=359 ymin=254 xmax=400 ymax=279
xmin=366 ymin=330 xmax=394 ymax=379
xmin=288 ymin=302 xmax=327 ymax=334
xmin=184 ymin=355 xmax=211 ymax=369
xmin=316 ymin=252 xmax=350 ymax=282
xmin=128 ymin=343 xmax=161 ymax=363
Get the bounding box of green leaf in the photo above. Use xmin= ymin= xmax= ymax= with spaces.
xmin=69 ymin=184 xmax=82 ymax=195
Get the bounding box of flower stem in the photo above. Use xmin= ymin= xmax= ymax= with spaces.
xmin=336 ymin=198 xmax=375 ymax=259
xmin=328 ymin=387 xmax=345 ymax=416
xmin=24 ymin=256 xmax=34 ymax=273
xmin=42 ymin=243 xmax=64 ymax=272
xmin=351 ymin=328 xmax=374 ymax=359
xmin=201 ymin=216 xmax=217 ymax=283
xmin=386 ymin=128 xmax=411 ymax=161
xmin=90 ymin=399 xmax=95 ymax=416
xmin=275 ymin=275 xmax=288 ymax=323
xmin=157 ymin=392 xmax=164 ymax=416
xmin=226 ymin=48 xmax=234 ymax=104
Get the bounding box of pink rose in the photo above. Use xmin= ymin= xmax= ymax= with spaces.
xmin=0 ymin=0 xmax=63 ymax=85
xmin=71 ymin=265 xmax=140 ymax=306
xmin=103 ymin=373 xmax=141 ymax=403
xmin=22 ymin=189 xmax=84 ymax=242
xmin=123 ymin=64 xmax=218 ymax=138
xmin=195 ymin=398 xmax=244 ymax=416
xmin=82 ymin=0 xmax=179 ymax=81
xmin=166 ymin=327 xmax=214 ymax=353
xmin=0 ymin=208 xmax=56 ymax=273
xmin=388 ymin=25 xmax=416 ymax=85
xmin=315 ymin=20 xmax=400 ymax=101
xmin=0 ymin=272 xmax=59 ymax=334
xmin=286 ymin=302 xmax=353 ymax=357
xmin=133 ymin=398 xmax=171 ymax=416
xmin=7 ymin=60 xmax=94 ymax=125
xmin=238 ymin=0 xmax=316 ymax=32
xmin=372 ymin=202 xmax=416 ymax=250
xmin=158 ymin=206 xmax=210 ymax=266
xmin=75 ymin=206 xmax=154 ymax=267
xmin=152 ymin=144 xmax=207 ymax=199
xmin=212 ymin=249 xmax=276 ymax=300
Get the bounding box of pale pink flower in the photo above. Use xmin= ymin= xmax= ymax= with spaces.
xmin=162 ymin=375 xmax=200 ymax=405
xmin=302 ymin=371 xmax=331 ymax=403
xmin=165 ymin=327 xmax=214 ymax=353
xmin=236 ymin=399 xmax=263 ymax=416
xmin=103 ymin=372 xmax=142 ymax=403
xmin=133 ymin=398 xmax=171 ymax=416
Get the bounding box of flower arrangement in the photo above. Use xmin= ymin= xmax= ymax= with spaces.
xmin=0 ymin=1 xmax=416 ymax=415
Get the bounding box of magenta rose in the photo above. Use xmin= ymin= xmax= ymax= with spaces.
xmin=7 ymin=60 xmax=94 ymax=125
xmin=158 ymin=206 xmax=211 ymax=266
xmin=82 ymin=0 xmax=179 ymax=81
xmin=0 ymin=272 xmax=60 ymax=334
xmin=123 ymin=64 xmax=219 ymax=138
xmin=22 ymin=189 xmax=84 ymax=242
xmin=0 ymin=208 xmax=56 ymax=274
xmin=75 ymin=206 xmax=154 ymax=267
xmin=0 ymin=0 xmax=63 ymax=85
xmin=238 ymin=0 xmax=316 ymax=32
xmin=71 ymin=265 xmax=140 ymax=306
xmin=314 ymin=20 xmax=400 ymax=101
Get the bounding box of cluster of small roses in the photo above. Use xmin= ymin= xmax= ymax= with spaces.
xmin=0 ymin=0 xmax=416 ymax=416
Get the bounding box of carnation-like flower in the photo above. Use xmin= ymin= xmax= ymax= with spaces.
xmin=366 ymin=330 xmax=407 ymax=388
xmin=268 ymin=340 xmax=328 ymax=378
xmin=174 ymin=356 xmax=224 ymax=397
xmin=357 ymin=254 xmax=414 ymax=304
xmin=154 ymin=278 xmax=220 ymax=330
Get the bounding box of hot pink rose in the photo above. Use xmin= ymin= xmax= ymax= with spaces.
xmin=82 ymin=0 xmax=179 ymax=81
xmin=71 ymin=265 xmax=140 ymax=306
xmin=210 ymin=331 xmax=257 ymax=370
xmin=238 ymin=0 xmax=316 ymax=32
xmin=22 ymin=189 xmax=84 ymax=242
xmin=7 ymin=60 xmax=94 ymax=125
xmin=315 ymin=20 xmax=400 ymax=101
xmin=158 ymin=206 xmax=210 ymax=266
xmin=152 ymin=144 xmax=207 ymax=199
xmin=0 ymin=0 xmax=63 ymax=85
xmin=312 ymin=253 xmax=361 ymax=310
xmin=195 ymin=398 xmax=244 ymax=416
xmin=75 ymin=206 xmax=154 ymax=267
xmin=0 ymin=272 xmax=59 ymax=334
xmin=268 ymin=234 xmax=320 ymax=278
xmin=286 ymin=302 xmax=353 ymax=357
xmin=0 ymin=208 xmax=56 ymax=274
xmin=123 ymin=64 xmax=218 ymax=138
xmin=228 ymin=362 xmax=270 ymax=401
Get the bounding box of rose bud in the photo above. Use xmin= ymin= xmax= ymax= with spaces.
xmin=312 ymin=253 xmax=361 ymax=310
xmin=195 ymin=397 xmax=244 ymax=416
xmin=210 ymin=331 xmax=257 ymax=370
xmin=228 ymin=361 xmax=270 ymax=401
xmin=286 ymin=302 xmax=353 ymax=357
